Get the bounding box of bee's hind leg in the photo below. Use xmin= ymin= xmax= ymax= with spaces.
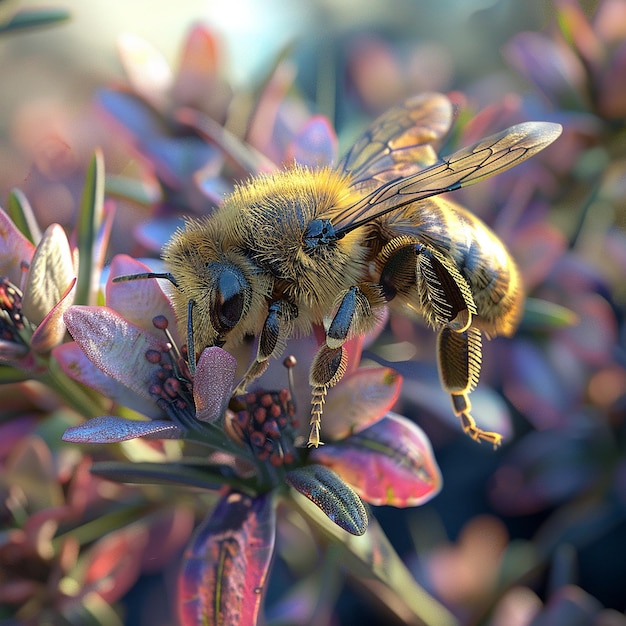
xmin=437 ymin=325 xmax=503 ymax=448
xmin=233 ymin=300 xmax=296 ymax=395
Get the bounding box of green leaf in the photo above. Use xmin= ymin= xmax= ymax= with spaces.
xmin=0 ymin=8 xmax=70 ymax=35
xmin=75 ymin=150 xmax=105 ymax=306
xmin=90 ymin=460 xmax=255 ymax=494
xmin=521 ymin=297 xmax=579 ymax=330
xmin=105 ymin=174 xmax=161 ymax=206
xmin=288 ymin=492 xmax=458 ymax=626
xmin=6 ymin=188 xmax=41 ymax=245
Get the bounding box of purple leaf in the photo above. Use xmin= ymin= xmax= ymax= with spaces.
xmin=62 ymin=415 xmax=183 ymax=443
xmin=178 ymin=491 xmax=276 ymax=626
xmin=311 ymin=412 xmax=442 ymax=507
xmin=287 ymin=115 xmax=338 ymax=168
xmin=285 ymin=464 xmax=368 ymax=535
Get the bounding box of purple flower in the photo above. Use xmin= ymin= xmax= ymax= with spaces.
xmin=58 ymin=253 xmax=444 ymax=625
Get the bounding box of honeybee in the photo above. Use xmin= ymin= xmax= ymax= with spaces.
xmin=114 ymin=93 xmax=561 ymax=448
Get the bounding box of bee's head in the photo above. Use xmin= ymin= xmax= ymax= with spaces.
xmin=162 ymin=221 xmax=273 ymax=361
xmin=203 ymin=261 xmax=251 ymax=345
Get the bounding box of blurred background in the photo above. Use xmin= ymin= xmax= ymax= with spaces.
xmin=2 ymin=0 xmax=626 ymax=624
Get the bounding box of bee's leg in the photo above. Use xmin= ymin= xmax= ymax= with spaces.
xmin=326 ymin=283 xmax=386 ymax=349
xmin=305 ymin=284 xmax=385 ymax=447
xmin=233 ymin=300 xmax=296 ymax=394
xmin=437 ymin=325 xmax=503 ymax=448
xmin=308 ymin=345 xmax=348 ymax=447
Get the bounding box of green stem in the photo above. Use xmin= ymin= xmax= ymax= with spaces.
xmin=52 ymin=503 xmax=151 ymax=549
xmin=39 ymin=357 xmax=106 ymax=419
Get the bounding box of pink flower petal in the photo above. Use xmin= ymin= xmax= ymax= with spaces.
xmin=322 ymin=367 xmax=402 ymax=441
xmin=193 ymin=347 xmax=236 ymax=422
xmin=63 ymin=305 xmax=166 ymax=401
xmin=311 ymin=412 xmax=442 ymax=507
xmin=62 ymin=415 xmax=183 ymax=443
xmin=53 ymin=342 xmax=164 ymax=418
xmin=178 ymin=492 xmax=275 ymax=626
xmin=106 ymin=254 xmax=180 ymax=340
xmin=21 ymin=224 xmax=75 ymax=326
xmin=0 ymin=207 xmax=35 ymax=284
xmin=30 ymin=277 xmax=76 ymax=353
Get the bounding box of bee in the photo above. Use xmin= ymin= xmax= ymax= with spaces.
xmin=114 ymin=93 xmax=561 ymax=448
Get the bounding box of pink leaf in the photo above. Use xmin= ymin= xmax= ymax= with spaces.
xmin=63 ymin=305 xmax=166 ymax=401
xmin=312 ymin=412 xmax=442 ymax=507
xmin=107 ymin=254 xmax=180 ymax=339
xmin=322 ymin=367 xmax=402 ymax=441
xmin=53 ymin=342 xmax=163 ymax=418
xmin=178 ymin=492 xmax=275 ymax=626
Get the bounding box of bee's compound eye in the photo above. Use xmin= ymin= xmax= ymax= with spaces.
xmin=208 ymin=264 xmax=250 ymax=333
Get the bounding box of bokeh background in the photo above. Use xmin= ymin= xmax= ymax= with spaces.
xmin=2 ymin=0 xmax=626 ymax=624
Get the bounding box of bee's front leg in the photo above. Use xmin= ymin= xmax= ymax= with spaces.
xmin=233 ymin=299 xmax=296 ymax=394
xmin=437 ymin=325 xmax=503 ymax=448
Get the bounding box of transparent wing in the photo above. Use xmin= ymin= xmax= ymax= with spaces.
xmin=338 ymin=92 xmax=454 ymax=190
xmin=334 ymin=121 xmax=562 ymax=235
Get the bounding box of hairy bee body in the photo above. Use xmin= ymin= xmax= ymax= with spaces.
xmin=118 ymin=93 xmax=562 ymax=447
xmin=163 ymin=167 xmax=370 ymax=348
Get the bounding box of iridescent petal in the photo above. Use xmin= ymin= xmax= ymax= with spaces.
xmin=30 ymin=277 xmax=76 ymax=353
xmin=311 ymin=412 xmax=442 ymax=507
xmin=193 ymin=347 xmax=237 ymax=422
xmin=21 ymin=224 xmax=75 ymax=325
xmin=0 ymin=206 xmax=35 ymax=284
xmin=178 ymin=491 xmax=275 ymax=626
xmin=106 ymin=254 xmax=179 ymax=339
xmin=62 ymin=415 xmax=182 ymax=443
xmin=52 ymin=342 xmax=163 ymax=419
xmin=63 ymin=305 xmax=165 ymax=402
xmin=322 ymin=367 xmax=402 ymax=441
xmin=285 ymin=464 xmax=368 ymax=535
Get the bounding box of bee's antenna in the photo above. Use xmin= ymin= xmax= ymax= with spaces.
xmin=112 ymin=272 xmax=179 ymax=287
xmin=187 ymin=299 xmax=196 ymax=376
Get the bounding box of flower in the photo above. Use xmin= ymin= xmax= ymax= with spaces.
xmin=57 ymin=252 xmax=445 ymax=625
